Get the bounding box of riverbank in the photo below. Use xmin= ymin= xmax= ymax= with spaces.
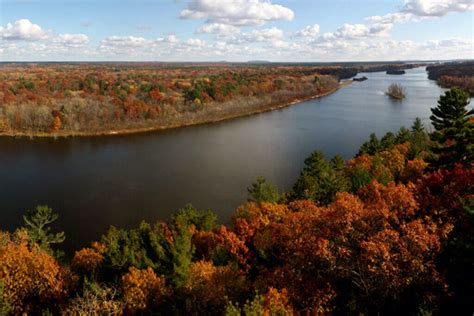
xmin=0 ymin=80 xmax=352 ymax=138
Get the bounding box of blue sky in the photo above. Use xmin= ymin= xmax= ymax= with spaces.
xmin=0 ymin=0 xmax=473 ymax=61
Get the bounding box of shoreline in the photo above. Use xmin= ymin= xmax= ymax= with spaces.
xmin=0 ymin=80 xmax=352 ymax=138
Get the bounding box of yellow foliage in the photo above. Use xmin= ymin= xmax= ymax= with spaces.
xmin=401 ymin=159 xmax=428 ymax=183
xmin=121 ymin=267 xmax=167 ymax=313
xmin=0 ymin=230 xmax=75 ymax=313
xmin=263 ymin=287 xmax=294 ymax=316
xmin=379 ymin=147 xmax=405 ymax=177
xmin=184 ymin=260 xmax=246 ymax=314
xmin=71 ymin=243 xmax=105 ymax=274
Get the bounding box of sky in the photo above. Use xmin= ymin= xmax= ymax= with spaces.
xmin=0 ymin=0 xmax=473 ymax=61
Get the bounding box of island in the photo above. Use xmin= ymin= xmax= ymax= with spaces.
xmin=353 ymin=76 xmax=368 ymax=82
xmin=386 ymin=69 xmax=406 ymax=75
xmin=386 ymin=83 xmax=406 ymax=99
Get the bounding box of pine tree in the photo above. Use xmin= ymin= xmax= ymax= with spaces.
xmin=358 ymin=133 xmax=382 ymax=155
xmin=247 ymin=177 xmax=280 ymax=204
xmin=408 ymin=117 xmax=429 ymax=159
xmin=22 ymin=205 xmax=65 ymax=256
xmin=430 ymin=88 xmax=473 ymax=169
xmin=290 ymin=151 xmax=350 ymax=205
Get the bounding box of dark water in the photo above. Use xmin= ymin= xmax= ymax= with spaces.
xmin=0 ymin=67 xmax=463 ymax=252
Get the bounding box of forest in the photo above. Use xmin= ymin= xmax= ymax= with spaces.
xmin=427 ymin=61 xmax=474 ymax=96
xmin=0 ymin=62 xmax=420 ymax=137
xmin=0 ymin=63 xmax=340 ymax=136
xmin=0 ymin=87 xmax=472 ymax=315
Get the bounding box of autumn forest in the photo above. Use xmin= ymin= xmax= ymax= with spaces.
xmin=1 ymin=85 xmax=473 ymax=315
xmin=0 ymin=62 xmax=425 ymax=136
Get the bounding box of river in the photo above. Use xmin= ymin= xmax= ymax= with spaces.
xmin=0 ymin=67 xmax=459 ymax=251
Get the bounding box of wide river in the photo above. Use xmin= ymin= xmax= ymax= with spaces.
xmin=0 ymin=67 xmax=460 ymax=252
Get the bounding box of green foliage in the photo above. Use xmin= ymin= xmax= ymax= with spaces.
xmin=380 ymin=132 xmax=396 ymax=149
xmin=430 ymin=88 xmax=474 ymax=169
xmin=247 ymin=177 xmax=280 ymax=204
xmin=225 ymin=295 xmax=265 ymax=316
xmin=350 ymin=164 xmax=373 ymax=191
xmin=171 ymin=204 xmax=217 ymax=232
xmin=290 ymin=151 xmax=350 ymax=205
xmin=168 ymin=222 xmax=194 ymax=288
xmin=100 ymin=222 xmax=168 ymax=272
xmin=98 ymin=79 xmax=108 ymax=95
xmin=408 ymin=118 xmax=430 ymax=159
xmin=359 ymin=133 xmax=382 ymax=155
xmin=396 ymin=126 xmax=411 ymax=144
xmin=22 ymin=205 xmax=65 ymax=256
xmin=101 ymin=218 xmax=194 ymax=288
xmin=359 ymin=119 xmax=430 ymax=159
xmin=0 ymin=280 xmax=12 ymax=316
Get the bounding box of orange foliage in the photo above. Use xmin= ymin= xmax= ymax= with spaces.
xmin=400 ymin=159 xmax=428 ymax=183
xmin=149 ymin=89 xmax=164 ymax=102
xmin=263 ymin=287 xmax=294 ymax=315
xmin=71 ymin=242 xmax=105 ymax=275
xmin=184 ymin=260 xmax=246 ymax=314
xmin=0 ymin=230 xmax=76 ymax=313
xmin=121 ymin=267 xmax=167 ymax=313
xmin=252 ymin=181 xmax=449 ymax=311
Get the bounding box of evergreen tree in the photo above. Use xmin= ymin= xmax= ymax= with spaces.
xmin=172 ymin=204 xmax=217 ymax=231
xmin=408 ymin=117 xmax=429 ymax=159
xmin=381 ymin=132 xmax=396 ymax=150
xmin=430 ymin=88 xmax=473 ymax=169
xmin=290 ymin=151 xmax=349 ymax=205
xmin=396 ymin=126 xmax=411 ymax=144
xmin=358 ymin=133 xmax=382 ymax=155
xmin=22 ymin=205 xmax=65 ymax=256
xmin=411 ymin=117 xmax=425 ymax=134
xmin=247 ymin=177 xmax=280 ymax=204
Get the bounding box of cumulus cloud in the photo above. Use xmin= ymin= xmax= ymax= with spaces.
xmin=0 ymin=19 xmax=90 ymax=49
xmin=186 ymin=38 xmax=206 ymax=47
xmin=156 ymin=34 xmax=180 ymax=43
xmin=367 ymin=0 xmax=473 ymax=31
xmin=53 ymin=34 xmax=89 ymax=47
xmin=0 ymin=19 xmax=50 ymax=40
xmin=402 ymin=0 xmax=474 ymax=17
xmin=197 ymin=23 xmax=240 ymax=35
xmin=241 ymin=27 xmax=284 ymax=42
xmin=293 ymin=24 xmax=320 ymax=38
xmin=100 ymin=36 xmax=150 ymax=47
xmin=180 ymin=0 xmax=294 ymax=26
xmin=324 ymin=0 xmax=474 ymax=48
xmin=321 ymin=22 xmax=391 ymax=42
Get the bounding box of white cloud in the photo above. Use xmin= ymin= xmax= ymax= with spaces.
xmin=197 ymin=23 xmax=240 ymax=35
xmin=0 ymin=19 xmax=50 ymax=41
xmin=53 ymin=33 xmax=89 ymax=47
xmin=180 ymin=0 xmax=294 ymax=26
xmin=293 ymin=24 xmax=320 ymax=38
xmin=186 ymin=38 xmax=206 ymax=47
xmin=322 ymin=0 xmax=473 ymax=48
xmin=402 ymin=0 xmax=474 ymax=17
xmin=156 ymin=34 xmax=180 ymax=43
xmin=242 ymin=27 xmax=284 ymax=42
xmin=367 ymin=12 xmax=412 ymax=25
xmin=100 ymin=36 xmax=150 ymax=48
xmin=321 ymin=22 xmax=391 ymax=42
